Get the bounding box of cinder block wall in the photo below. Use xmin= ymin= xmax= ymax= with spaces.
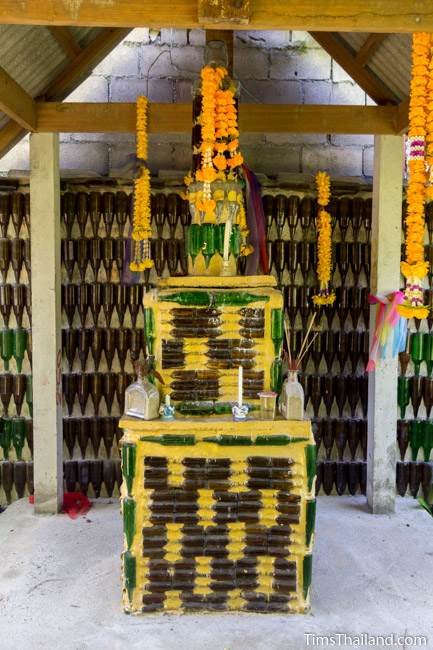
xmin=0 ymin=29 xmax=374 ymax=178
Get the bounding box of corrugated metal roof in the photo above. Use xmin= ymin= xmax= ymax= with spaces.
xmin=339 ymin=32 xmax=411 ymax=102
xmin=0 ymin=24 xmax=102 ymax=130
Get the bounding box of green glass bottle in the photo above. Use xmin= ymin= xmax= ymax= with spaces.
xmin=123 ymin=497 xmax=136 ymax=550
xmin=214 ymin=292 xmax=268 ymax=307
xmin=11 ymin=416 xmax=26 ymax=460
xmin=422 ymin=420 xmax=433 ymax=461
xmin=270 ymin=358 xmax=283 ymax=393
xmin=203 ymin=435 xmax=252 ymax=446
xmin=144 ymin=307 xmax=155 ymax=355
xmin=201 ymin=223 xmax=216 ymax=268
xmin=123 ymin=550 xmax=136 ymax=604
xmin=409 ymin=419 xmax=423 ymax=461
xmin=397 ymin=376 xmax=410 ymax=419
xmin=215 ymin=223 xmax=225 ymax=255
xmin=13 ymin=328 xmax=28 ymax=373
xmin=186 ymin=224 xmax=202 ymax=263
xmin=0 ymin=329 xmax=13 ymax=371
xmin=271 ymin=309 xmax=284 ymax=356
xmin=303 ymin=554 xmax=313 ymax=600
xmin=423 ymin=332 xmax=433 ymax=377
xmin=139 ymin=434 xmax=195 ymax=446
xmin=26 ymin=375 xmax=33 ymax=417
xmin=410 ymin=332 xmax=424 ymax=376
xmin=230 ymin=224 xmax=241 ymax=257
xmin=121 ymin=443 xmax=136 ymax=497
xmin=0 ymin=417 xmax=11 ymax=459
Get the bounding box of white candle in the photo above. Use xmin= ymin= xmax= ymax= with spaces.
xmin=223 ymin=218 xmax=232 ymax=265
xmin=165 ymin=394 xmax=170 ymax=407
xmin=238 ymin=365 xmax=243 ymax=407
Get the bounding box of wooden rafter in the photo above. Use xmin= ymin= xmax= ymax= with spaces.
xmin=0 ymin=0 xmax=432 ymax=32
xmin=0 ymin=28 xmax=129 ymax=158
xmin=355 ymin=33 xmax=389 ymax=67
xmin=0 ymin=66 xmax=36 ymax=131
xmin=310 ymin=32 xmax=398 ymax=105
xmin=35 ymin=102 xmax=400 ymax=135
xmin=47 ymin=27 xmax=81 ymax=60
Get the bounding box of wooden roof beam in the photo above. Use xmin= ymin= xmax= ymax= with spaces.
xmin=0 ymin=0 xmax=432 ymax=32
xmin=0 ymin=28 xmax=129 ymax=158
xmin=310 ymin=32 xmax=398 ymax=105
xmin=47 ymin=27 xmax=82 ymax=60
xmin=0 ymin=66 xmax=36 ymax=131
xmin=35 ymin=101 xmax=400 ymax=136
xmin=355 ymin=33 xmax=389 ymax=67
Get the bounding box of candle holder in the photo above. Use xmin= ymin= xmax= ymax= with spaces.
xmin=232 ymin=402 xmax=249 ymax=421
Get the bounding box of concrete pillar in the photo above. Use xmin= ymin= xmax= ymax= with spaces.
xmin=30 ymin=133 xmax=63 ymax=514
xmin=367 ymin=134 xmax=404 ymax=514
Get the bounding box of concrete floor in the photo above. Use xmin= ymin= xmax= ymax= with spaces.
xmin=0 ymin=497 xmax=432 ymax=650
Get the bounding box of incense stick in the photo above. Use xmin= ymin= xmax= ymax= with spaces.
xmin=283 ymin=316 xmax=292 ymax=366
xmin=297 ymin=331 xmax=319 ymax=367
xmin=296 ymin=312 xmax=316 ymax=362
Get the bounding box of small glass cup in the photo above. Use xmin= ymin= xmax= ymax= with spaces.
xmin=258 ymin=391 xmax=277 ymax=420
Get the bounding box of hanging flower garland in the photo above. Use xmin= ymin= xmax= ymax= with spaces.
xmin=185 ymin=64 xmax=251 ymax=255
xmin=313 ymin=171 xmax=335 ymax=306
xmin=398 ymin=33 xmax=430 ymax=319
xmin=130 ymin=96 xmax=153 ymax=272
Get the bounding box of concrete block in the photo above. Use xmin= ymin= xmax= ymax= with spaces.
xmin=160 ymin=29 xmax=188 ymax=46
xmin=239 ymin=133 xmax=266 ymax=146
xmin=302 ymin=81 xmax=332 ymax=104
xmin=171 ymin=46 xmax=205 ymax=76
xmin=242 ymin=145 xmax=301 ymax=175
xmin=332 ymin=61 xmax=354 ymax=83
xmin=146 ymin=79 xmax=174 ymax=103
xmin=174 ymin=79 xmax=193 ymax=102
xmin=331 ymin=134 xmax=374 ymax=147
xmin=66 ymin=75 xmax=108 ymax=102
xmin=270 ymin=49 xmax=331 ymax=80
xmin=331 ymin=82 xmax=366 ymax=105
xmin=140 ymin=45 xmax=173 ymax=78
xmin=363 ymin=146 xmax=374 ymax=177
xmin=110 ymin=78 xmax=149 ymax=102
xmin=188 ymin=29 xmax=206 ymax=46
xmin=301 ymin=145 xmax=363 ymax=177
xmin=62 ymin=132 xmax=135 ymax=145
xmin=291 ymin=32 xmax=322 ymax=48
xmin=172 ymin=144 xmax=194 ymax=171
xmin=240 ymin=79 xmax=302 ymax=104
xmin=125 ymin=28 xmax=150 ymax=44
xmin=265 ymin=133 xmax=328 ymax=145
xmin=236 ymin=31 xmax=292 ymax=49
xmin=234 ymin=47 xmax=269 ymax=80
xmin=60 ymin=143 xmax=109 ymax=175
xmin=0 ymin=137 xmax=30 ymax=172
xmin=93 ymin=41 xmax=139 ymax=77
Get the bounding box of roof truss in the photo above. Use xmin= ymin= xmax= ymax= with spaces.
xmin=0 ymin=0 xmax=431 ymax=32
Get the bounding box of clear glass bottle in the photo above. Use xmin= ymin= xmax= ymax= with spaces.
xmin=124 ymin=363 xmax=160 ymax=420
xmin=279 ymin=371 xmax=304 ymax=420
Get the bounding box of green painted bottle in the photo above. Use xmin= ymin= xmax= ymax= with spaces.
xmin=305 ymin=499 xmax=316 ymax=547
xmin=204 ymin=435 xmax=252 ymax=446
xmin=122 ymin=443 xmax=136 ymax=496
xmin=139 ymin=434 xmax=195 ymax=446
xmin=305 ymin=444 xmax=317 ymax=492
xmin=271 ymin=309 xmax=284 ymax=356
xmin=123 ymin=550 xmax=136 ymax=604
xmin=123 ymin=497 xmax=136 ymax=550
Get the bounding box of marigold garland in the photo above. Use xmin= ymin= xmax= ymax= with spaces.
xmin=313 ymin=171 xmax=335 ymax=306
xmin=398 ymin=33 xmax=431 ymax=319
xmin=185 ymin=64 xmax=252 ymax=256
xmin=130 ymin=96 xmax=153 ymax=272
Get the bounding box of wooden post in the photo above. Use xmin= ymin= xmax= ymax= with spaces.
xmin=367 ymin=134 xmax=403 ymax=514
xmin=30 ymin=132 xmax=63 ymax=514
